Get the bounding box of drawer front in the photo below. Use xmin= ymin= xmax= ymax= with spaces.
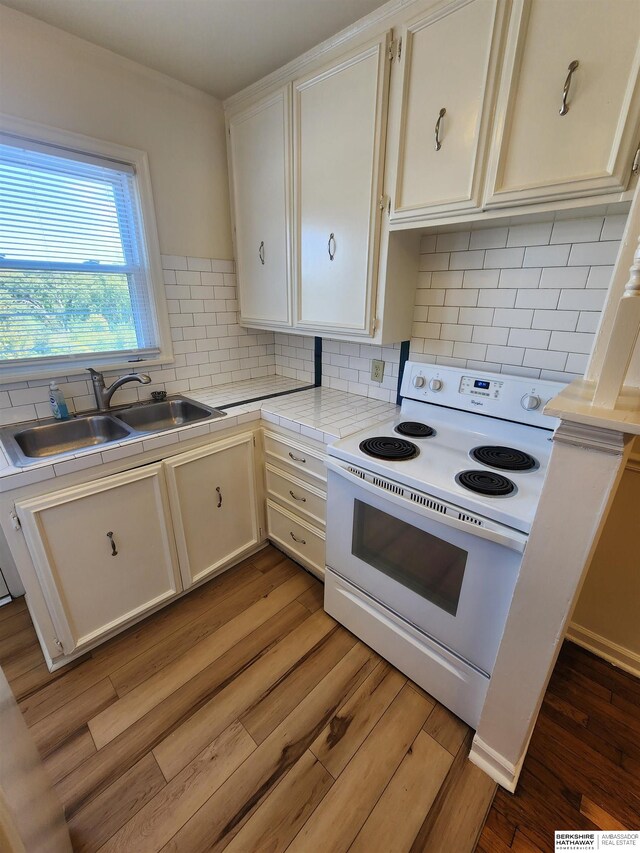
xmin=265 ymin=464 xmax=326 ymax=528
xmin=263 ymin=431 xmax=326 ymax=485
xmin=266 ymin=499 xmax=325 ymax=579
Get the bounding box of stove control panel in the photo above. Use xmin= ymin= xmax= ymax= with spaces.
xmin=459 ymin=375 xmax=504 ymax=399
xmin=400 ymin=361 xmax=567 ymax=428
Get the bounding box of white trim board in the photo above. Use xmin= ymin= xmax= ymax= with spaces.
xmin=566 ymin=624 xmax=640 ymax=679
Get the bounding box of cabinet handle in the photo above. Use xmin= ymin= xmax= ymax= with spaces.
xmin=559 ymin=60 xmax=579 ymax=116
xmin=106 ymin=531 xmax=118 ymax=557
xmin=289 ymin=489 xmax=307 ymax=503
xmin=328 ymin=233 xmax=336 ymax=261
xmin=632 ymin=144 xmax=640 ymax=175
xmin=290 ymin=531 xmax=306 ymax=545
xmin=434 ymin=108 xmax=446 ymax=151
xmin=258 ymin=241 xmax=265 ymax=265
xmin=288 ymin=451 xmax=306 ymax=463
xmin=216 ymin=486 xmax=223 ymax=508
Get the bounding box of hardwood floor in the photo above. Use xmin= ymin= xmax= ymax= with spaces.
xmin=478 ymin=641 xmax=640 ymax=853
xmin=0 ymin=545 xmax=495 ymax=852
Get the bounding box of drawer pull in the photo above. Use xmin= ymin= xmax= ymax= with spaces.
xmin=289 ymin=489 xmax=307 ymax=503
xmin=434 ymin=107 xmax=446 ymax=151
xmin=559 ymin=60 xmax=579 ymax=116
xmin=328 ymin=233 xmax=336 ymax=261
xmin=290 ymin=531 xmax=307 ymax=545
xmin=258 ymin=240 xmax=265 ymax=265
xmin=106 ymin=531 xmax=118 ymax=557
xmin=288 ymin=452 xmax=306 ymax=463
xmin=216 ymin=486 xmax=223 ymax=508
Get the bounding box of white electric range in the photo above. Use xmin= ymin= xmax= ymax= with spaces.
xmin=324 ymin=361 xmax=566 ymax=728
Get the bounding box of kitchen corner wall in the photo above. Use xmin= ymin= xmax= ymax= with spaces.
xmin=411 ymin=210 xmax=628 ymax=382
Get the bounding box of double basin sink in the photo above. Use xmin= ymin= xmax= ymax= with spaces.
xmin=0 ymin=396 xmax=226 ymax=468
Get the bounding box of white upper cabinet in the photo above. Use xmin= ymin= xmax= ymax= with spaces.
xmin=294 ymin=34 xmax=391 ymax=336
xmin=228 ymin=87 xmax=292 ymax=327
xmin=389 ymin=0 xmax=506 ymax=222
xmin=484 ymin=0 xmax=640 ymax=208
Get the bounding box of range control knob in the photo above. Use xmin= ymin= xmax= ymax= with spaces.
xmin=429 ymin=378 xmax=443 ymax=392
xmin=521 ymin=393 xmax=541 ymax=411
xmin=412 ymin=375 xmax=426 ymax=388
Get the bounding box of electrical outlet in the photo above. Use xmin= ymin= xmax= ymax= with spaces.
xmin=371 ymin=359 xmax=385 ymax=383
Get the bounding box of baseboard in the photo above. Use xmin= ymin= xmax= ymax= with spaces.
xmin=566 ymin=623 xmax=640 ymax=678
xmin=469 ymin=735 xmax=525 ymax=793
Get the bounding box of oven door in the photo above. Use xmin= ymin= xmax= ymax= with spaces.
xmin=325 ymin=460 xmax=526 ymax=675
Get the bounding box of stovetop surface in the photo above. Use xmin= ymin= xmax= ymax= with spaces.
xmin=328 ymin=398 xmax=555 ymax=533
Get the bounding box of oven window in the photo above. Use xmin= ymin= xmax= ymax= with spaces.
xmin=352 ymin=500 xmax=467 ymax=616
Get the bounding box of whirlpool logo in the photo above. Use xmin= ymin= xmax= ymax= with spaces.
xmin=470 ymin=399 xmax=484 ymax=407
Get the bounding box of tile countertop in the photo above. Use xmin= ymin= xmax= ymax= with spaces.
xmin=0 ymin=376 xmax=399 ymax=491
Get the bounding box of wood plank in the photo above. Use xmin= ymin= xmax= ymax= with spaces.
xmin=287 ymin=684 xmax=433 ymax=853
xmin=109 ymin=559 xmax=298 ymax=696
xmin=42 ymin=726 xmax=96 ymax=785
xmin=0 ymin=625 xmax=38 ymax=663
xmin=350 ymin=730 xmax=453 ymax=853
xmin=90 ymin=573 xmax=314 ymax=749
xmin=0 ymin=644 xmax=48 ymax=687
xmin=580 ymin=796 xmax=628 ymax=831
xmin=412 ymin=757 xmax=495 ymax=853
xmin=0 ymin=596 xmax=26 ymax=620
xmin=476 ymin=825 xmax=513 ymax=853
xmin=296 ymin=582 xmax=324 ymax=614
xmin=482 ymin=807 xmax=517 ymax=847
xmin=239 ymin=625 xmax=357 ymax=744
xmin=309 ymin=659 xmax=407 ymax=778
xmin=0 ymin=608 xmax=33 ymax=641
xmin=159 ymin=642 xmax=378 ymax=853
xmin=543 ymin=690 xmax=589 ymax=727
xmin=67 ymin=752 xmax=167 ymax=853
xmin=512 ymin=829 xmax=547 ymax=852
xmin=220 ymin=749 xmax=333 ymax=853
xmin=153 ymin=605 xmax=337 ymax=780
xmin=423 ymin=702 xmax=469 ymax=755
xmin=100 ymin=722 xmax=256 ymax=852
xmin=29 ymin=677 xmax=117 ymax=758
xmin=55 ymin=600 xmax=309 ymax=817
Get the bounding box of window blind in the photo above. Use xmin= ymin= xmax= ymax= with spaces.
xmin=0 ymin=135 xmax=158 ymax=366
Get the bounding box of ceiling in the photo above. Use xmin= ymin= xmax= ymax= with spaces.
xmin=1 ymin=0 xmax=387 ymax=100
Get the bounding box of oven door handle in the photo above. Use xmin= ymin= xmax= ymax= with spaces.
xmin=326 ymin=458 xmax=527 ymax=554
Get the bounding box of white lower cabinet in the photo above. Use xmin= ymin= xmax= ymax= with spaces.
xmin=16 ymin=464 xmax=181 ymax=655
xmin=164 ymin=432 xmax=260 ymax=588
xmin=263 ymin=429 xmax=327 ymax=579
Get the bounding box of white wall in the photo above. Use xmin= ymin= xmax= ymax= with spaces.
xmin=0 ymin=5 xmax=233 ymax=260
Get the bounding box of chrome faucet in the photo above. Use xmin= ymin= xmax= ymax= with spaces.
xmin=87 ymin=368 xmax=152 ymax=411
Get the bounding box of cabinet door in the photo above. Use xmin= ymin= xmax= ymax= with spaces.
xmin=164 ymin=433 xmax=260 ymax=588
xmin=228 ymin=87 xmax=292 ymax=327
xmin=390 ymin=0 xmax=504 ymax=221
xmin=16 ymin=464 xmax=180 ymax=654
xmin=484 ymin=0 xmax=640 ymax=207
xmin=294 ymin=34 xmax=390 ymax=336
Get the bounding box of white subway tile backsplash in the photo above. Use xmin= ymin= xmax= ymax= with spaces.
xmin=523 ymin=243 xmax=571 ymax=268
xmin=506 ymin=222 xmax=552 ymax=248
xmin=568 ymin=241 xmax=619 ymax=266
xmin=420 ymin=252 xmax=450 ymax=271
xmin=449 ymin=249 xmax=485 ymax=270
xmin=469 ymin=227 xmax=508 ymax=250
xmin=531 ymin=310 xmax=578 ymax=331
xmin=484 ymin=247 xmax=525 ymax=269
xmin=550 ymin=217 xmax=603 ymax=244
xmin=409 ymin=210 xmax=626 ymax=383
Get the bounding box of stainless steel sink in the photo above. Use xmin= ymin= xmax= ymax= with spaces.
xmin=113 ymin=397 xmax=225 ymax=432
xmin=4 ymin=414 xmax=133 ymax=464
xmin=0 ymin=395 xmax=227 ymax=467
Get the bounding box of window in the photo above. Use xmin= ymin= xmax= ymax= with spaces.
xmin=0 ymin=118 xmax=170 ymax=378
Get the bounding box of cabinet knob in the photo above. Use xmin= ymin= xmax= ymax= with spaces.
xmin=106 ymin=531 xmax=118 ymax=557
xmin=559 ymin=60 xmax=579 ymax=116
xmin=434 ymin=108 xmax=446 ymax=151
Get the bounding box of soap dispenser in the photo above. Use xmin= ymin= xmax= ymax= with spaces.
xmin=49 ymin=382 xmax=69 ymax=420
